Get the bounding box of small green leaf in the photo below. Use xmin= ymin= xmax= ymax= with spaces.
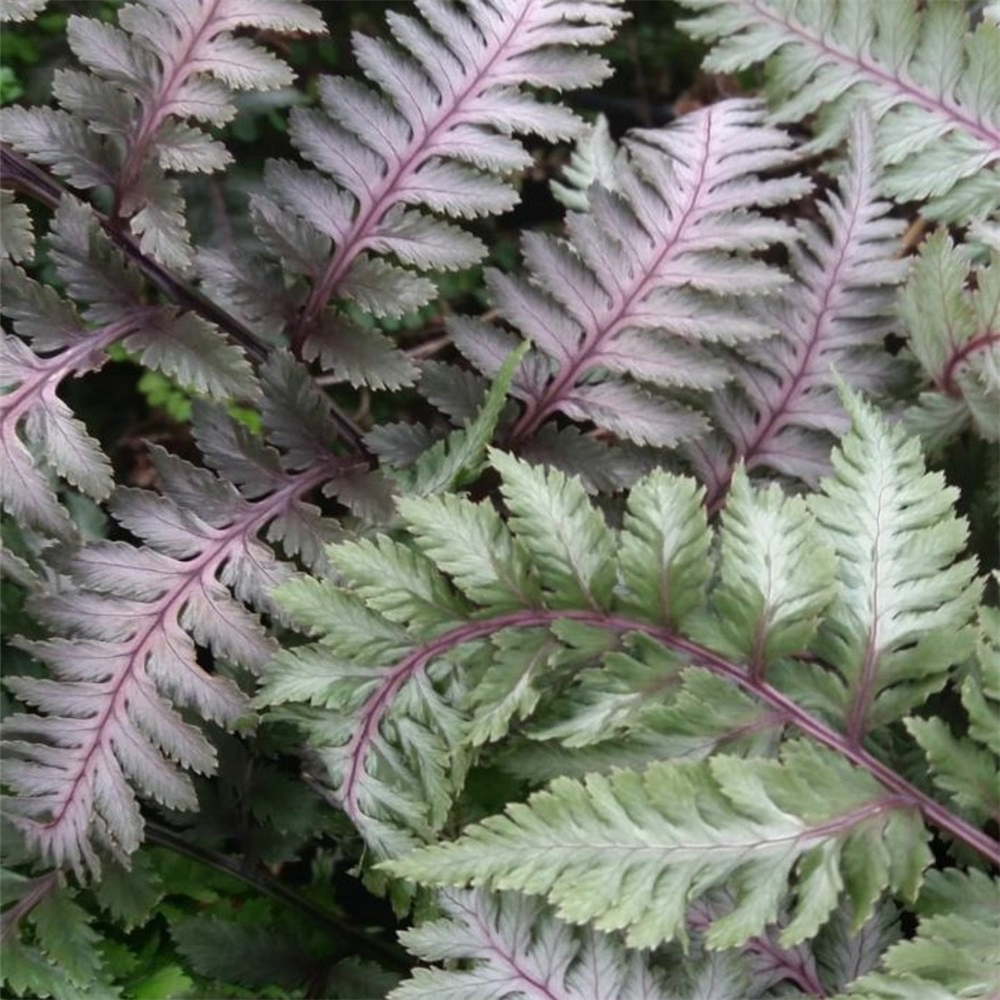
xmin=700 ymin=467 xmax=836 ymax=671
xmin=619 ymin=470 xmax=711 ymax=627
xmin=489 ymin=449 xmax=616 ymax=610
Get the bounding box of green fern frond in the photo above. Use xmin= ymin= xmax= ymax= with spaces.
xmin=901 ymin=231 xmax=1000 ymax=451
xmin=806 ymin=390 xmax=982 ymax=745
xmin=384 ymin=742 xmax=929 ymax=952
xmin=840 ymin=869 xmax=999 ymax=1000
xmin=691 ymin=467 xmax=837 ymax=675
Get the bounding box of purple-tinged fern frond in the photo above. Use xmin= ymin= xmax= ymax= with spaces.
xmin=229 ymin=0 xmax=626 ymax=388
xmin=0 ymin=191 xmax=35 ymax=262
xmin=688 ymin=113 xmax=909 ymax=509
xmin=1 ymin=355 xmax=360 ymax=877
xmin=0 ymin=197 xmax=256 ymax=536
xmin=453 ymin=99 xmax=809 ymax=454
xmin=679 ymin=0 xmax=1000 ymax=222
xmin=392 ymin=889 xmax=674 ymax=999
xmin=688 ymin=892 xmax=827 ymax=997
xmin=1 ymin=0 xmax=325 ymax=268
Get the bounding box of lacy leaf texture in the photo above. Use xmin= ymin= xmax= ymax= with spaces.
xmin=679 ymin=0 xmax=1000 ymax=221
xmin=264 ymin=393 xmax=994 ymax=988
xmin=1 ymin=0 xmax=997 ymax=996
xmin=202 ymin=0 xmax=627 ymax=386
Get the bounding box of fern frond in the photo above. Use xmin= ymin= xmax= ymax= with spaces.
xmin=1 ymin=357 xmax=357 ymax=876
xmin=0 ymin=870 xmax=117 ymax=997
xmin=385 ymin=742 xmax=929 ymax=951
xmin=519 ymin=423 xmax=653 ymax=493
xmin=903 ymin=605 xmax=1000 ymax=829
xmin=550 ymin=113 xmax=619 ymax=211
xmin=690 ymin=467 xmax=836 ymax=676
xmin=0 ymin=0 xmax=48 ymax=23
xmin=0 ymin=197 xmax=255 ymax=536
xmin=0 ymin=0 xmax=325 ymax=267
xmin=840 ymin=869 xmax=999 ymax=1000
xmin=455 ymin=99 xmax=809 ymax=453
xmin=393 ymin=342 xmax=529 ymax=497
xmin=244 ymin=0 xmax=627 ymax=382
xmin=258 ymin=603 xmax=474 ymax=857
xmin=800 ymin=390 xmax=982 ymax=747
xmin=521 ymin=640 xmax=777 ymax=757
xmin=813 ymin=902 xmax=900 ymax=995
xmin=689 ymin=112 xmax=908 ymax=504
xmin=688 ymin=890 xmax=830 ymax=996
xmin=900 ymin=230 xmax=1000 ymax=452
xmin=391 ymin=889 xmax=673 ymax=1000
xmin=0 ymin=191 xmax=34 ymax=262
xmin=265 ymin=403 xmax=997 ymax=869
xmin=678 ymin=0 xmax=1000 ymax=220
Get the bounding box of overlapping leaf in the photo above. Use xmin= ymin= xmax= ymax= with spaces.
xmin=803 ymin=391 xmax=982 ymax=744
xmin=2 ymin=356 xmax=351 ymax=876
xmin=452 ymin=99 xmax=808 ymax=462
xmin=1 ymin=0 xmax=325 ymax=267
xmin=904 ymin=606 xmax=1000 ymax=828
xmin=900 ymin=231 xmax=1000 ymax=451
xmin=690 ymin=112 xmax=909 ymax=502
xmin=233 ymin=0 xmax=627 ymax=385
xmin=385 ymin=743 xmax=929 ymax=951
xmin=691 ymin=467 xmax=836 ymax=673
xmin=392 ymin=889 xmax=673 ymax=1000
xmin=841 ymin=870 xmax=999 ymax=1000
xmin=0 ymin=197 xmax=255 ymax=537
xmin=679 ymin=0 xmax=1000 ymax=220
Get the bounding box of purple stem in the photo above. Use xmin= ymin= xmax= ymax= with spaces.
xmin=939 ymin=331 xmax=1000 ymax=398
xmin=344 ymin=608 xmax=1000 ymax=865
xmin=292 ymin=4 xmax=534 ymax=352
xmin=744 ymin=0 xmax=1000 ymax=152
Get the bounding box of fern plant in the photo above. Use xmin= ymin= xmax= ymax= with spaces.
xmin=1 ymin=0 xmax=997 ymax=997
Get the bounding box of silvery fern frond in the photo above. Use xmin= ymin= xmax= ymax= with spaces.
xmin=1 ymin=0 xmax=325 ymax=267
xmin=780 ymin=392 xmax=982 ymax=747
xmin=689 ymin=112 xmax=909 ymax=506
xmin=222 ymin=0 xmax=627 ymax=387
xmin=0 ymin=0 xmax=48 ymax=23
xmin=392 ymin=889 xmax=674 ymax=1000
xmin=0 ymin=191 xmax=34 ymax=262
xmin=900 ymin=230 xmax=1000 ymax=452
xmin=0 ymin=197 xmax=255 ymax=537
xmin=678 ymin=0 xmax=1000 ymax=221
xmin=1 ymin=355 xmax=361 ymax=877
xmin=386 ymin=742 xmax=930 ymax=952
xmin=452 ymin=99 xmax=810 ymax=456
